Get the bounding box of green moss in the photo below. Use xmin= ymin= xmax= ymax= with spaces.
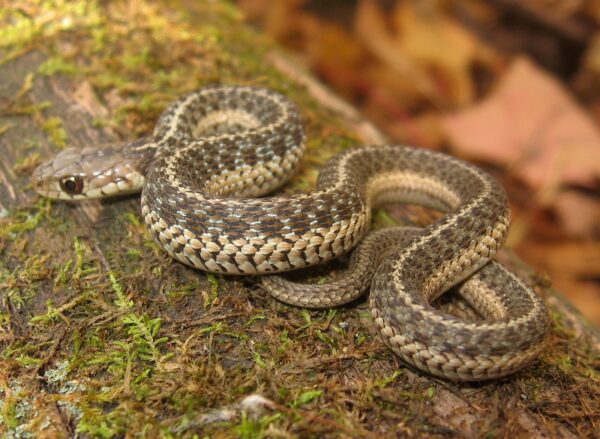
xmin=253 ymin=351 xmax=268 ymax=369
xmin=41 ymin=116 xmax=68 ymax=148
xmin=0 ymin=1 xmax=96 ymax=48
xmin=0 ymin=199 xmax=51 ymax=237
xmin=373 ymin=370 xmax=404 ymax=389
xmin=315 ymin=329 xmax=336 ymax=352
xmin=121 ymin=313 xmax=170 ymax=365
xmin=165 ymin=282 xmax=197 ymax=301
xmin=4 ymin=340 xmax=53 ymax=366
xmin=246 ymin=313 xmax=266 ymax=326
xmin=13 ymin=151 xmax=40 ymax=174
xmin=110 ymin=272 xmax=132 ymax=309
xmin=0 ymin=254 xmax=51 ymax=310
xmin=29 ymin=293 xmax=89 ymax=326
xmin=38 ymin=56 xmax=78 ymax=75
xmin=291 ymin=389 xmax=323 ymax=408
xmin=204 ymin=273 xmax=220 ymax=308
xmin=373 ymin=208 xmax=402 ymax=226
xmin=233 ymin=412 xmax=281 ymax=439
xmin=277 ymin=329 xmax=292 ymax=355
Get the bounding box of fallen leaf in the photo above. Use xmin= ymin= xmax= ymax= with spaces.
xmin=355 ymin=0 xmax=497 ymax=107
xmin=392 ymin=0 xmax=496 ymax=106
xmin=552 ymin=190 xmax=600 ymax=238
xmin=441 ymin=57 xmax=600 ymax=193
xmin=515 ymin=239 xmax=600 ymax=324
xmin=355 ymin=0 xmax=440 ymax=105
xmin=518 ymin=240 xmax=600 ymax=278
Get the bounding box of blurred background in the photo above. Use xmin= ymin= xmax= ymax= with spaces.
xmin=236 ymin=0 xmax=600 ymax=324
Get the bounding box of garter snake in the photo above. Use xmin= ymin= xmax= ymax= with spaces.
xmin=32 ymin=85 xmax=549 ymax=381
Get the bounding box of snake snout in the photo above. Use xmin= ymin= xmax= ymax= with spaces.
xmin=30 ymin=165 xmax=43 ymax=187
xmin=31 ymin=159 xmax=55 ymax=191
xmin=31 ymin=147 xmax=89 ymax=198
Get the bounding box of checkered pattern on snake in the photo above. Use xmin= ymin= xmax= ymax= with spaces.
xmin=32 ymin=85 xmax=550 ymax=381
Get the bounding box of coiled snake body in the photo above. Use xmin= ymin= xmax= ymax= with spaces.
xmin=32 ymin=85 xmax=549 ymax=381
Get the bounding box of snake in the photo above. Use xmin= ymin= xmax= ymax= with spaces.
xmin=32 ymin=85 xmax=550 ymax=381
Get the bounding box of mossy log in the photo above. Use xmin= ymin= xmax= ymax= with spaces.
xmin=0 ymin=2 xmax=598 ymax=438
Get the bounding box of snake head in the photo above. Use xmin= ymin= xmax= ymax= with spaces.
xmin=31 ymin=144 xmax=148 ymax=200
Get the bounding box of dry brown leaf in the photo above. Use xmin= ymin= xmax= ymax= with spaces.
xmin=583 ymin=32 xmax=600 ymax=74
xmin=518 ymin=240 xmax=600 ymax=278
xmin=302 ymin=17 xmax=367 ymax=95
xmin=355 ymin=0 xmax=497 ymax=107
xmin=552 ymin=190 xmax=600 ymax=238
xmin=555 ymin=279 xmax=600 ymax=325
xmin=516 ymin=239 xmax=600 ymax=324
xmin=355 ymin=0 xmax=439 ymax=105
xmin=441 ymin=57 xmax=600 ymax=193
xmin=392 ymin=1 xmax=496 ymax=106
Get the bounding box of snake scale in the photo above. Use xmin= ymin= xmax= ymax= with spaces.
xmin=32 ymin=85 xmax=550 ymax=381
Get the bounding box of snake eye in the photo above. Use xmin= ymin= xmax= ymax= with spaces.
xmin=59 ymin=176 xmax=84 ymax=195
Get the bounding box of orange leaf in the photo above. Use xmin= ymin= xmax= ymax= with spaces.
xmin=441 ymin=57 xmax=600 ymax=193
